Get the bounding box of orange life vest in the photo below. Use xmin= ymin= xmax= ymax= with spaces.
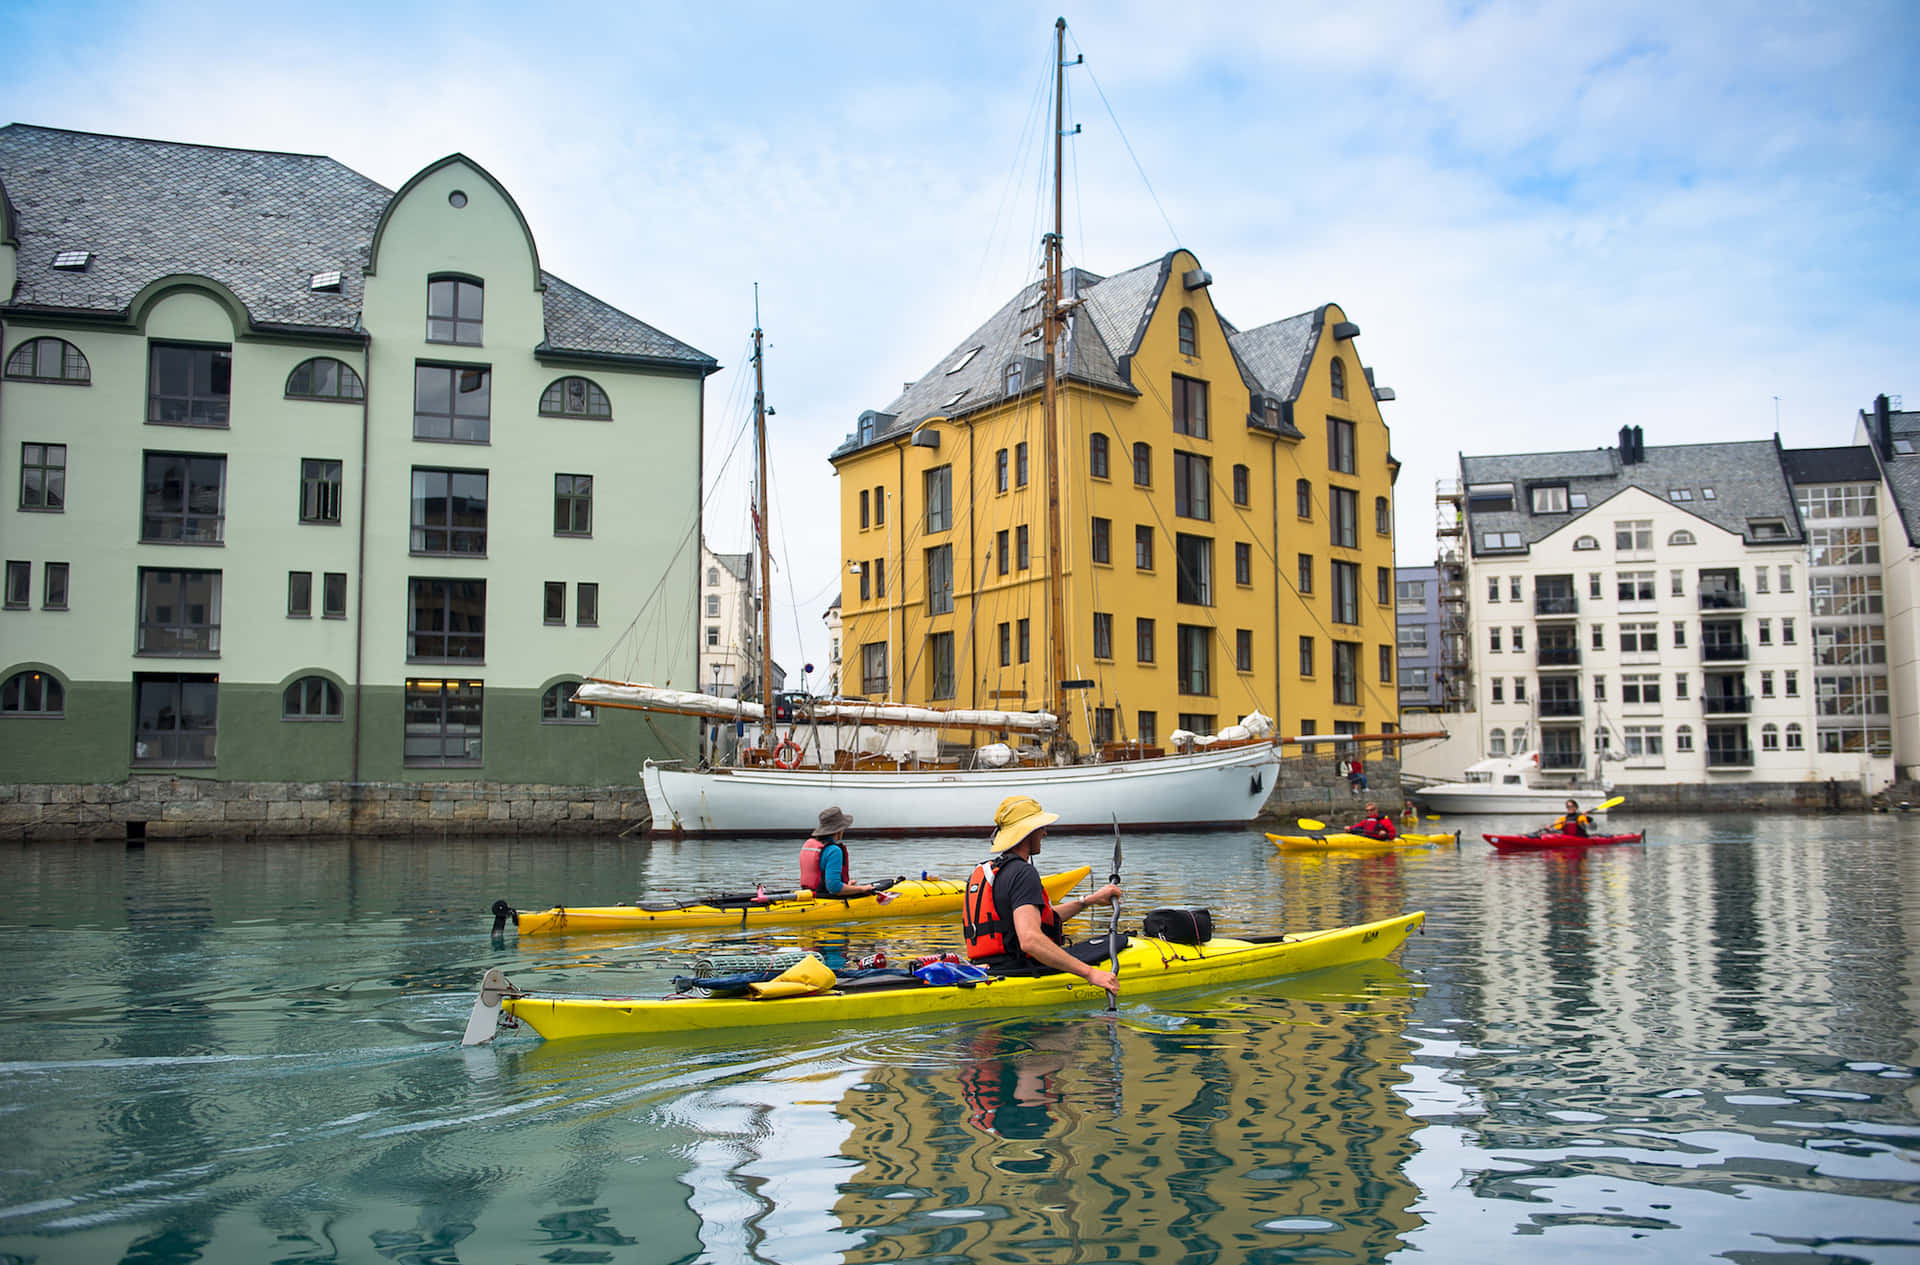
xmin=799 ymin=836 xmax=848 ymax=892
xmin=963 ymin=857 xmax=1061 ymax=962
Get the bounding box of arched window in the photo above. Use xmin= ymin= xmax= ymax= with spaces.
xmin=1675 ymin=724 xmax=1694 ymax=752
xmin=542 ymin=680 xmax=596 ymax=723
xmin=427 ymin=276 xmax=484 ymax=345
xmin=539 ymin=376 xmax=612 ymax=419
xmin=1667 ymin=529 xmax=1696 ymax=546
xmin=1489 ymin=728 xmax=1507 ymax=756
xmin=708 ymin=567 xmax=720 ymax=586
xmin=1329 ymin=357 xmax=1347 ymax=400
xmin=1132 ymin=442 xmax=1152 ymax=487
xmin=285 ymin=357 xmax=364 ymax=401
xmin=5 ymin=337 xmax=89 ymax=383
xmin=1296 ymin=478 xmax=1313 ymax=519
xmin=1089 ymin=433 xmax=1110 ymax=478
xmin=1004 ymin=361 xmax=1024 ymax=394
xmin=1510 ymin=729 xmax=1528 ymax=753
xmin=1761 ymin=723 xmax=1780 ymax=751
xmin=1375 ymin=496 xmax=1391 ymax=534
xmin=283 ymin=676 xmax=343 ymax=720
xmin=1573 ymin=535 xmax=1600 ymax=550
xmin=1232 ymin=464 xmax=1250 ymax=506
xmin=1785 ymin=723 xmax=1803 ymax=750
xmin=1178 ymin=309 xmax=1197 ymax=357
xmin=1 ymin=670 xmax=63 ymax=715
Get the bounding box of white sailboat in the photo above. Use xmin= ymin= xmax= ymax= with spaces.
xmin=577 ymin=21 xmax=1284 ymax=835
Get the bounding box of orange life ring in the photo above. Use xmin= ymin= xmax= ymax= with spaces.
xmin=772 ymin=739 xmax=804 ymax=769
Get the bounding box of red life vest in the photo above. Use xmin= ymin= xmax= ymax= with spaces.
xmin=1352 ymin=813 xmax=1396 ymax=840
xmin=963 ymin=857 xmax=1061 ymax=962
xmin=799 ymin=836 xmax=848 ymax=892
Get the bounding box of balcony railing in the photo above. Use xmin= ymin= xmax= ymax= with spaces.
xmin=1536 ymin=646 xmax=1581 ymax=667
xmin=1539 ymin=751 xmax=1586 ymax=770
xmin=1703 ymin=694 xmax=1754 ymax=715
xmin=1538 ymin=698 xmax=1583 ymax=719
xmin=1701 ymin=641 xmax=1750 ymax=662
xmin=1706 ymin=747 xmax=1755 ymax=768
xmin=1534 ymin=594 xmax=1580 ymax=616
xmin=1699 ymin=590 xmax=1747 ymax=611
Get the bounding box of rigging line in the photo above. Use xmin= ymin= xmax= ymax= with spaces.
xmin=966 ymin=44 xmax=1058 ymax=326
xmin=1068 ymin=28 xmax=1181 ymax=247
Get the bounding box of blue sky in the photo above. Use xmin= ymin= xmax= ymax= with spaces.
xmin=5 ymin=0 xmax=1915 ymax=685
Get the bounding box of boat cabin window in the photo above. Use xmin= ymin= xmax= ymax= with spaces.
xmin=1503 ymin=774 xmax=1523 ymax=785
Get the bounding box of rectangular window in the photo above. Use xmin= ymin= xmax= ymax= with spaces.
xmin=1514 ymin=676 xmax=1527 ymax=702
xmin=1491 ymin=626 xmax=1503 ymax=652
xmin=1175 ymin=534 xmax=1213 ymax=606
xmin=148 ymin=343 xmax=231 ymax=427
xmin=1757 ymin=618 xmax=1772 ymax=646
xmin=1674 ymin=673 xmax=1688 ymax=700
xmin=1177 ymin=624 xmax=1211 ymax=695
xmin=426 ymin=278 xmax=484 ymax=345
xmin=1531 ymin=485 xmax=1568 ymax=513
xmin=925 ymin=544 xmax=954 ymax=615
xmin=1135 ymin=526 xmax=1154 ymax=570
xmin=544 ymin=581 xmax=566 ymax=624
xmin=861 ymin=642 xmax=888 ymax=694
xmin=1138 ymin=710 xmax=1157 ymax=745
xmin=137 ymin=568 xmax=221 ymax=654
xmin=1589 ymin=572 xmax=1602 ymax=599
xmin=929 ymin=631 xmax=955 ymax=699
xmin=1760 ymin=670 xmax=1775 ymax=698
xmin=20 ymin=443 xmax=67 ymax=510
xmin=1238 ymin=629 xmax=1254 ymax=672
xmin=577 ymin=582 xmax=598 ymax=627
xmin=859 ymin=566 xmax=871 ymax=602
xmin=706 ymin=626 xmax=719 ymax=646
xmin=1093 ymin=708 xmax=1116 ymax=744
xmin=1622 ymin=673 xmax=1662 ymax=705
xmin=404 ymin=678 xmax=483 ymax=766
xmin=1297 ymin=554 xmax=1313 ymax=594
xmin=1016 ymin=525 xmax=1030 ymax=569
xmin=1018 ymin=618 xmax=1031 ymax=664
xmin=875 ymin=557 xmax=886 ymax=598
xmin=1378 ymin=644 xmax=1393 ymax=683
xmin=1133 ymin=443 xmax=1152 ymax=486
xmin=1332 ymin=641 xmax=1359 ymax=705
xmin=288 ymin=571 xmax=312 ymax=618
xmin=43 ymin=562 xmax=68 ymax=610
xmin=1090 ymin=435 xmax=1110 ymax=479
xmin=1616 ymin=570 xmax=1655 ymax=601
xmin=1136 ymin=617 xmax=1155 ymax=663
xmin=1779 ymin=566 xmax=1793 ymax=593
xmin=997 ymin=529 xmax=1010 ymax=576
xmin=1614 ymin=519 xmax=1653 ymax=552
xmin=1620 ymin=622 xmax=1658 ymax=653
xmin=1327 ymin=418 xmax=1355 ymax=474
xmin=1174 ymin=451 xmax=1212 ymax=520
xmin=1377 ymin=567 xmax=1391 ymax=606
xmin=4 ymin=561 xmax=28 ymax=608
xmin=413 ymin=363 xmax=492 ymax=442
xmin=1172 ymin=375 xmax=1209 ymax=438
xmin=1509 ymin=576 xmax=1522 ymax=601
xmin=411 ymin=468 xmax=488 ymax=554
xmin=924 ymin=465 xmax=952 ymax=533
xmin=1297 ymin=479 xmax=1313 ymax=518
xmin=996 ymin=449 xmax=1008 ymax=493
xmin=1236 ymin=542 xmax=1252 ymax=585
xmin=1091 ymin=517 xmax=1112 ymax=564
xmin=1512 ymin=626 xmax=1524 ymax=652
xmin=1782 ymin=618 xmax=1795 ymax=645
xmin=133 ymin=673 xmax=218 ymax=765
xmin=860 ymin=488 xmax=870 ymax=529
xmin=300 ymin=458 xmax=343 ymax=524
xmin=554 ymin=474 xmax=592 ymax=536
xmin=1330 ymin=561 xmax=1360 ymax=624
xmin=323 ymin=571 xmax=346 ymax=618
xmin=1785 ymin=669 xmax=1798 ymax=697
xmin=142 ymin=451 xmax=226 ymax=543
xmin=1299 ymin=635 xmax=1315 ymax=677
xmin=1330 ymin=487 xmax=1358 ymax=549
xmin=998 ymin=621 xmax=1011 ymax=667
xmin=1376 ymin=496 xmax=1392 ymax=534
xmin=1593 ymin=675 xmax=1607 ymax=702
xmin=1015 ymin=442 xmax=1029 ymax=487
xmin=706 ymin=594 xmax=720 ymax=618
xmin=1491 ymin=677 xmax=1505 ymax=704
xmin=1094 ymin=612 xmax=1114 ymax=660
xmin=408 ymin=577 xmax=486 ymax=661
xmin=1180 ymin=712 xmax=1218 ymax=735
xmin=874 ymin=487 xmax=884 ymax=526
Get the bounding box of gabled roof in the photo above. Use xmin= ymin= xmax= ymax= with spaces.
xmin=1226 ymin=306 xmax=1325 ymax=404
xmin=1460 ymin=436 xmax=1802 ymax=555
xmin=0 ymin=124 xmax=714 ymax=369
xmin=1865 ymin=404 xmax=1920 ymax=546
xmin=706 ymin=549 xmax=751 ymax=582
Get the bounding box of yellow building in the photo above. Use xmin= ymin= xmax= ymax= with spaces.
xmin=829 ymin=250 xmax=1399 ymax=751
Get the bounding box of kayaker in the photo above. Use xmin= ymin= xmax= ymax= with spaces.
xmin=963 ymin=795 xmax=1123 ymax=996
xmin=1348 ymin=802 xmax=1398 ymax=841
xmin=1400 ymin=800 xmax=1420 ymax=829
xmin=1546 ymin=799 xmax=1591 ymax=837
xmin=799 ymin=806 xmax=896 ymax=902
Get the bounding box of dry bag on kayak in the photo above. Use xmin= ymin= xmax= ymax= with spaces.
xmin=1143 ymin=907 xmax=1213 ymax=945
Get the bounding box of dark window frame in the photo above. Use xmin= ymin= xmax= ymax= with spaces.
xmin=1091 ymin=517 xmax=1111 ymax=565
xmin=539 ymin=376 xmax=612 ymax=419
xmin=137 ymin=568 xmax=222 ymax=655
xmin=285 ymin=357 xmax=364 ymax=402
xmin=142 ymin=451 xmax=226 ymax=544
xmin=554 ymin=473 xmax=593 ymax=537
xmin=300 ymin=458 xmax=343 ymax=525
xmin=42 ymin=561 xmax=68 ymax=611
xmin=1178 ymin=309 xmax=1197 ymax=357
xmin=133 ymin=672 xmax=219 ymax=766
xmin=6 ymin=336 xmax=91 ymax=384
xmin=404 ymin=677 xmax=484 ymax=766
xmin=426 ymin=276 xmax=485 ymax=346
xmin=408 ymin=577 xmax=487 ymax=662
xmin=1089 ymin=433 xmax=1110 ymax=479
xmin=411 ymin=467 xmax=489 ymax=555
xmin=412 ymin=362 xmax=492 ymax=443
xmin=147 ymin=342 xmax=232 ymax=428
xmin=19 ymin=442 xmax=66 ymax=512
xmin=1172 ymin=374 xmax=1209 ymax=439
xmin=1327 ymin=417 xmax=1356 ymax=474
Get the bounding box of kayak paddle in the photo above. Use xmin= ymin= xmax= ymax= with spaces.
xmin=1594 ymin=795 xmax=1626 ymax=812
xmin=1298 ymin=818 xmax=1326 ymax=831
xmin=1106 ymin=816 xmax=1123 ymax=1014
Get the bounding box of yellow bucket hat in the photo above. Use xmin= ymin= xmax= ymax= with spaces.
xmin=991 ymin=794 xmax=1059 ymax=853
xmin=748 ymin=953 xmax=837 ymax=999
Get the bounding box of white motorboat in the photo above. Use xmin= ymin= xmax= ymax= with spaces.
xmin=1413 ymin=754 xmax=1612 ymax=816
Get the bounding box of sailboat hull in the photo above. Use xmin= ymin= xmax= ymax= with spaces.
xmin=642 ymin=743 xmax=1283 ymax=836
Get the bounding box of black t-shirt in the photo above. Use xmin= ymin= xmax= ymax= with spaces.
xmin=983 ymin=855 xmax=1057 ymax=969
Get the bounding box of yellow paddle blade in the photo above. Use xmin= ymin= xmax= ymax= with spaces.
xmin=1595 ymin=795 xmax=1626 ymax=812
xmin=1425 ymin=815 xmax=1443 ymax=821
xmin=1298 ymin=818 xmax=1326 ymax=831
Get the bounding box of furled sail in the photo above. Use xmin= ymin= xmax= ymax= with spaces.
xmin=574 ymin=679 xmax=1058 ymax=734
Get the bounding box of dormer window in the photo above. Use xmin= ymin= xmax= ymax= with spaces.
xmin=1329 ymin=357 xmax=1347 ymax=400
xmin=1178 ymin=309 xmax=1197 ymax=357
xmin=1749 ymin=518 xmax=1790 ymax=539
xmin=1530 ymin=485 xmax=1569 ymax=514
xmin=1005 ymin=361 xmax=1024 ymax=394
xmin=427 ymin=276 xmax=484 ymax=345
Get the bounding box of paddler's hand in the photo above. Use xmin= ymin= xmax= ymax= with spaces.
xmin=1086 ymin=883 xmax=1122 ymax=907
xmin=1085 ymin=967 xmax=1119 ymax=996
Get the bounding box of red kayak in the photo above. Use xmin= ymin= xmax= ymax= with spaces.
xmin=1483 ymin=831 xmax=1645 ymax=851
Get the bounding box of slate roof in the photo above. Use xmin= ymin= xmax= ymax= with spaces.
xmin=1867 ymin=406 xmax=1920 ymax=546
xmin=1780 ymin=445 xmax=1880 ymax=485
xmin=708 ymin=550 xmax=751 ymax=583
xmin=1460 ymin=434 xmax=1803 ymax=555
xmin=832 ymin=252 xmax=1325 ymax=459
xmin=0 ymin=124 xmax=713 ymax=369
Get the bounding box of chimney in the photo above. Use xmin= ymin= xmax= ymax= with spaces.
xmin=1632 ymin=425 xmax=1645 ymax=463
xmin=1876 ymin=394 xmax=1893 ymax=457
xmin=1618 ymin=425 xmax=1635 ymax=465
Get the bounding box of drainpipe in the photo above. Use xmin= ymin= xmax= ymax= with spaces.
xmin=348 ymin=328 xmax=371 ymax=817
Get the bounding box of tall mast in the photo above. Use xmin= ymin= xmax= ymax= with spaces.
xmin=752 ymin=287 xmax=773 ymax=726
xmin=1041 ymin=15 xmax=1072 ymax=753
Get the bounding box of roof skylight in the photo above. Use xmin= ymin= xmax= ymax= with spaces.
xmin=51 ymin=250 xmax=91 ymax=270
xmin=309 ymin=270 xmax=343 ymax=292
xmin=943 ymin=389 xmax=968 ymax=408
xmin=946 ymin=346 xmax=981 ymax=374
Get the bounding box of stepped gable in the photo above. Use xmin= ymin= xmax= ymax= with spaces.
xmin=0 ymin=123 xmax=713 ymax=367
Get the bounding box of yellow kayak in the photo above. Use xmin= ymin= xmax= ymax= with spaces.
xmin=500 ymin=865 xmax=1093 ymax=935
xmin=462 ymin=910 xmax=1426 ymax=1042
xmin=1267 ymin=832 xmax=1457 ymax=852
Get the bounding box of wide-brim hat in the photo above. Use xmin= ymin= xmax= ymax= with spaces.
xmin=990 ymin=794 xmax=1059 ymax=853
xmin=812 ymin=805 xmax=853 ymax=837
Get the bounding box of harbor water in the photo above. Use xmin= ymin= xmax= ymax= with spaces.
xmin=0 ymin=812 xmax=1916 ymax=1263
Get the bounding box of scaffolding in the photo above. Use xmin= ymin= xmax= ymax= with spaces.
xmin=1435 ymin=478 xmax=1473 ymax=711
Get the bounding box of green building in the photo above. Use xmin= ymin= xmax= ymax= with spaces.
xmin=0 ymin=125 xmax=714 ymax=836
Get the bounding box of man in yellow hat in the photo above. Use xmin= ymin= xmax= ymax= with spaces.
xmin=963 ymin=795 xmax=1123 ymax=995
